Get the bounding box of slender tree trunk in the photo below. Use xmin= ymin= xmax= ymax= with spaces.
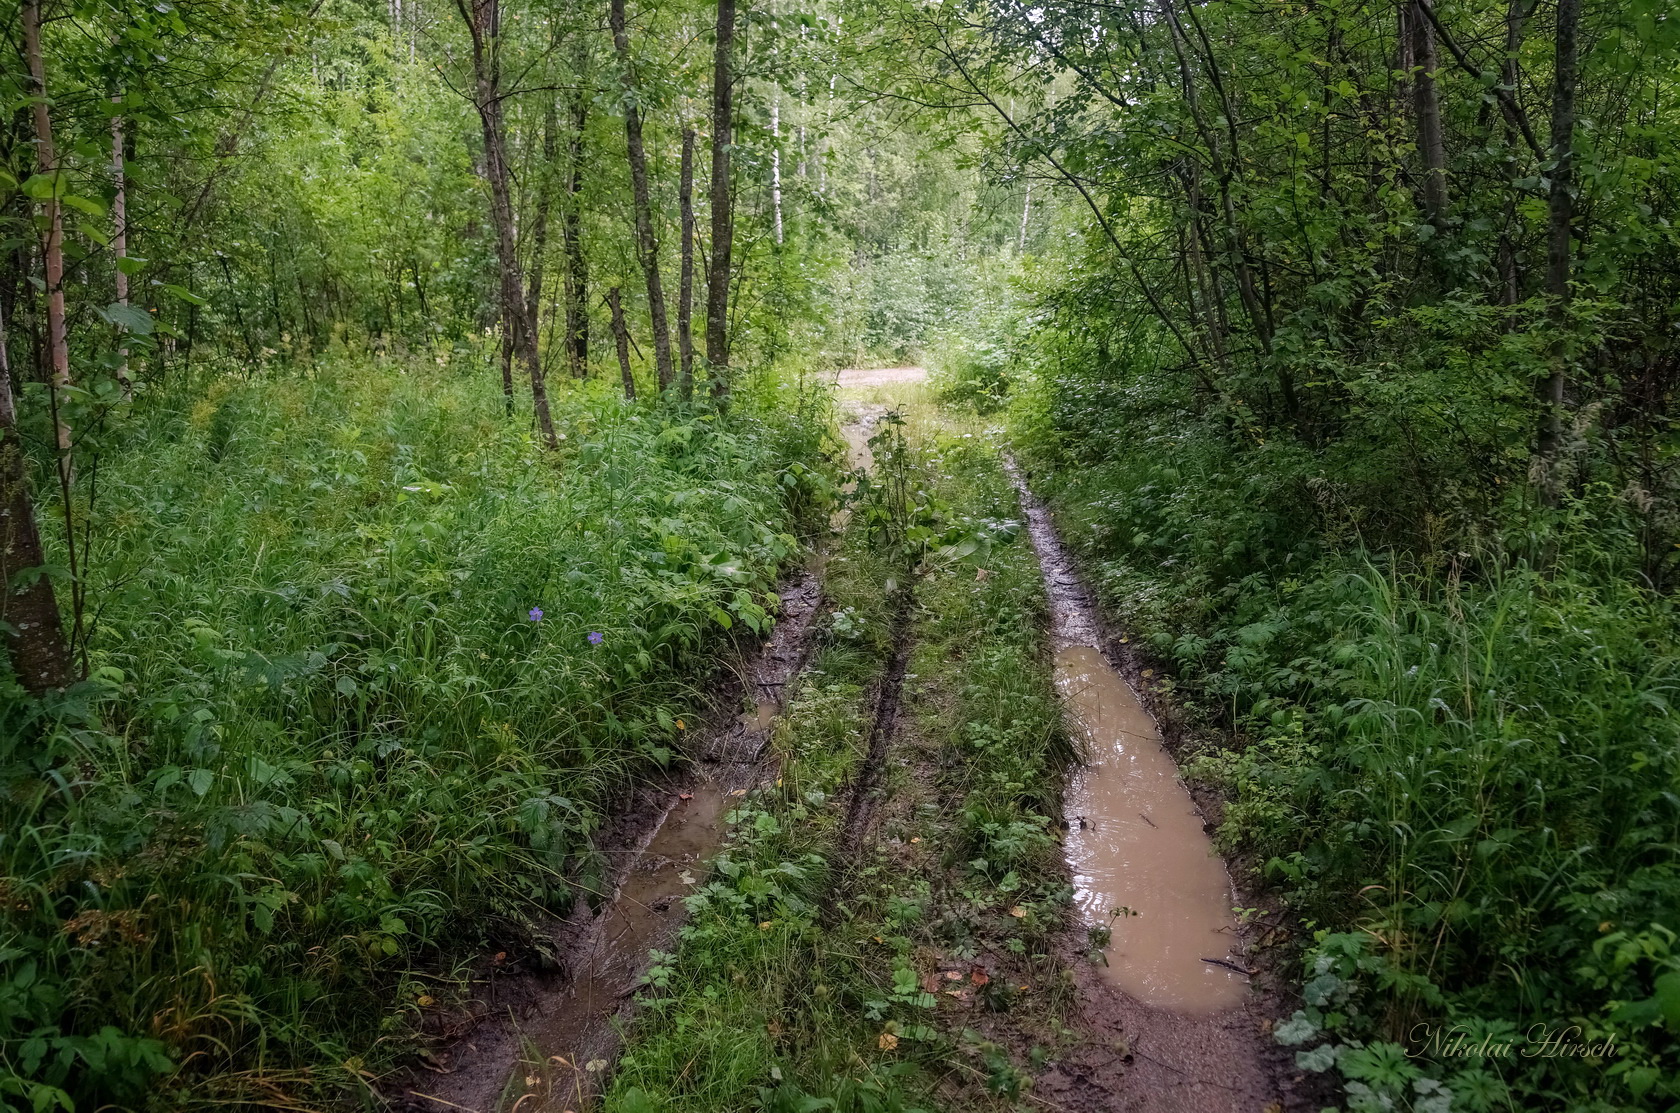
xmin=563 ymin=84 xmax=590 ymax=379
xmin=770 ymin=94 xmax=783 ymax=245
xmin=23 ymin=0 xmax=72 ymax=492
xmin=609 ymin=0 xmax=674 ymax=392
xmin=1537 ymin=0 xmax=1579 ymax=475
xmin=1017 ymin=179 xmax=1031 ymax=253
xmin=607 ymin=286 xmax=636 ymax=400
xmin=1156 ymin=0 xmax=1280 ymax=394
xmin=0 ymin=320 xmax=69 ymax=694
xmin=111 ymin=100 xmax=133 ymax=399
xmin=525 ymin=105 xmax=556 ymax=349
xmin=7 ymin=2 xmax=71 ymax=695
xmin=706 ymin=0 xmax=736 ymax=400
xmin=678 ymin=128 xmax=696 ymax=401
xmin=455 ymin=0 xmax=539 ymax=417
xmin=1408 ymin=0 xmax=1450 ymax=227
xmin=524 ymin=103 xmax=559 ymax=450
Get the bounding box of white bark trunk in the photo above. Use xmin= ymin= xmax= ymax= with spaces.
xmin=771 ymin=96 xmax=784 ymax=245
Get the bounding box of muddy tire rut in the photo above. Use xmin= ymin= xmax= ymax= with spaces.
xmin=390 ymin=570 xmax=827 ymax=1113
xmin=392 ymin=400 xmax=900 ymax=1113
xmin=821 ymin=587 xmax=915 ymax=923
xmin=1003 ymin=457 xmax=1305 ymax=1113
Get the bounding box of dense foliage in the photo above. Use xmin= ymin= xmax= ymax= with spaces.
xmin=893 ymin=0 xmax=1680 ymax=1108
xmin=2 ymin=355 xmax=828 ymax=1108
xmin=6 ymin=0 xmax=1678 ymax=1107
xmin=0 ymin=0 xmax=858 ymax=1106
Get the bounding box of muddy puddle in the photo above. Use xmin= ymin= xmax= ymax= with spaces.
xmin=499 ymin=775 xmax=747 ymax=1113
xmin=1003 ymin=460 xmax=1247 ymax=1015
xmin=1057 ymin=646 xmax=1247 ymax=1012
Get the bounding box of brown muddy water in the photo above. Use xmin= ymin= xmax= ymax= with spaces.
xmin=1002 ymin=460 xmax=1248 ymax=1015
xmin=1056 ymin=646 xmax=1247 ymax=1013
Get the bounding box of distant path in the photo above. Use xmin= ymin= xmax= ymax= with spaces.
xmin=833 ymin=365 xmax=926 ymax=388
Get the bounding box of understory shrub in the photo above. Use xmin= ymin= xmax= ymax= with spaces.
xmin=0 ymin=354 xmax=830 ymax=1110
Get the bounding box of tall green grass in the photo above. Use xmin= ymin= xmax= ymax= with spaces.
xmin=1015 ymin=373 xmax=1680 ymax=1111
xmin=0 ymin=353 xmax=830 ymax=1110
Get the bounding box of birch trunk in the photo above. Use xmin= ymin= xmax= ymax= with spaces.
xmin=678 ymin=128 xmax=696 ymax=401
xmin=609 ymin=0 xmax=675 ymax=392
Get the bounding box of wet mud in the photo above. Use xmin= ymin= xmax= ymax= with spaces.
xmin=1056 ymin=645 xmax=1248 ymax=1014
xmin=1004 ymin=457 xmax=1291 ymax=1113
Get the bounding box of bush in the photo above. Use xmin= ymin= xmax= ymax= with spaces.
xmin=1013 ymin=317 xmax=1680 ymax=1111
xmin=0 ymin=354 xmax=828 ymax=1109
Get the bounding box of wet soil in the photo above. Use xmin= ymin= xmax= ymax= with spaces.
xmin=391 ymin=572 xmax=825 ymax=1113
xmin=833 ymin=365 xmax=927 ymax=389
xmin=1003 ymin=457 xmax=1299 ymax=1113
xmin=822 ymin=588 xmax=914 ymax=923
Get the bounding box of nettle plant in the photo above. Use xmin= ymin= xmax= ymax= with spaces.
xmin=852 ymin=412 xmax=1019 ymax=573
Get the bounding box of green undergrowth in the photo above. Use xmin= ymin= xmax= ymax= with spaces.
xmin=1012 ymin=374 xmax=1680 ymax=1113
xmin=0 ymin=353 xmax=833 ymax=1111
xmin=604 ymin=409 xmax=1072 ymax=1113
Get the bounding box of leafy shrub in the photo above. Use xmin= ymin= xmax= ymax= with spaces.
xmin=0 ymin=355 xmax=827 ymax=1108
xmin=1013 ymin=305 xmax=1680 ymax=1110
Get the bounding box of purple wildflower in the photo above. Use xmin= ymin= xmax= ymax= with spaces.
xmin=588 ymin=630 xmax=604 ymax=646
xmin=528 ymin=607 xmax=544 ymax=622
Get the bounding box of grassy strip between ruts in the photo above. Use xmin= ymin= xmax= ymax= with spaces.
xmin=603 ymin=408 xmax=1076 ymax=1113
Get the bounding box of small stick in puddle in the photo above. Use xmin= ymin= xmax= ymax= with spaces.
xmin=1138 ymin=813 xmax=1157 ymax=828
xmin=1201 ymin=957 xmax=1254 ymax=976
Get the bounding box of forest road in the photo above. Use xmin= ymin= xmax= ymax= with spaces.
xmin=832 ymin=365 xmax=927 ymax=389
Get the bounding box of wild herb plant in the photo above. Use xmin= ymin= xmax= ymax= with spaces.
xmin=0 ymin=355 xmax=828 ymax=1110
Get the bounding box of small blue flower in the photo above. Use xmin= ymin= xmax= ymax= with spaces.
xmin=587 ymin=630 xmax=604 ymax=646
xmin=528 ymin=607 xmax=544 ymax=622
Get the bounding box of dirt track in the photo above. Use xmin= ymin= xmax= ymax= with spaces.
xmin=833 ymin=365 xmax=926 ymax=388
xmin=391 ymin=367 xmax=1304 ymax=1113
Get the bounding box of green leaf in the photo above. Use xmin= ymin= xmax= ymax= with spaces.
xmin=61 ymin=193 xmax=106 ymax=218
xmin=157 ymin=282 xmax=208 ymax=306
xmin=100 ymin=302 xmax=153 ymax=334
xmin=20 ymin=173 xmax=67 ymax=200
xmin=187 ymin=768 xmax=214 ymax=796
